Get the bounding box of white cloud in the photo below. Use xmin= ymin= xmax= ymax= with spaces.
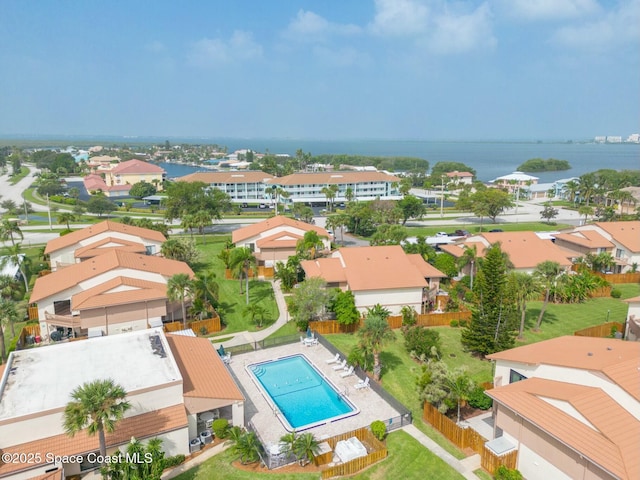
xmin=427 ymin=3 xmax=496 ymax=54
xmin=187 ymin=31 xmax=262 ymax=67
xmin=496 ymin=0 xmax=601 ymax=20
xmin=552 ymin=0 xmax=640 ymax=50
xmin=370 ymin=0 xmax=430 ymax=36
xmin=312 ymin=46 xmax=372 ymax=68
xmin=283 ymin=9 xmax=361 ymax=42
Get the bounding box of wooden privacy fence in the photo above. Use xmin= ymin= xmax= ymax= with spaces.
xmin=310 ymin=310 xmax=472 ymax=334
xmin=423 ymin=402 xmax=518 ymax=474
xmin=224 ymin=268 xmax=256 ymax=280
xmin=481 ymin=448 xmax=518 ymax=474
xmin=423 ymin=402 xmax=487 ymax=455
xmin=320 ymin=427 xmax=388 ymax=479
xmin=163 ymin=315 xmax=221 ymax=335
xmin=595 ymin=272 xmax=640 ymax=284
xmin=257 ymin=266 xmax=274 ymax=278
xmin=27 ymin=306 xmax=39 ymax=321
xmin=574 ymin=321 xmax=623 ymax=338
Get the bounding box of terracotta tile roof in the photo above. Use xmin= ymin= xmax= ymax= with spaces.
xmin=339 ymin=246 xmax=427 ymax=291
xmin=110 ymin=159 xmax=165 ymax=174
xmin=487 ymin=336 xmax=640 ymax=401
xmin=83 ymin=174 xmax=107 ymax=191
xmin=45 ymin=220 xmax=166 ymax=254
xmin=553 ymin=230 xmax=614 ymax=249
xmin=74 ymin=237 xmax=147 ymax=259
xmin=270 ymin=171 xmax=400 ymax=186
xmin=446 ymin=171 xmax=473 ymax=177
xmin=0 ymin=404 xmax=187 ymax=478
xmin=71 ymin=276 xmax=168 ymax=310
xmin=255 ymin=231 xmax=303 ymax=249
xmin=28 ymin=470 xmax=63 ymax=480
xmin=165 ymin=335 xmax=244 ymax=402
xmin=406 ymin=254 xmax=447 ymax=278
xmin=594 ymin=221 xmax=640 ymax=252
xmin=232 ymin=216 xmax=329 ymax=244
xmin=31 ymin=250 xmax=193 ymax=303
xmin=438 ymin=242 xmax=487 ymax=259
xmin=300 ymin=258 xmax=348 ymax=284
xmin=176 ymin=171 xmax=275 ymax=184
xmin=487 ymin=378 xmax=640 ymax=480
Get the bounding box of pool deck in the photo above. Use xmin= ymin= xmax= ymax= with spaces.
xmin=227 ymin=341 xmax=401 ymax=448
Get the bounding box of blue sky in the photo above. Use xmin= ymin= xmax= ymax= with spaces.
xmin=1 ymin=0 xmax=638 ymax=140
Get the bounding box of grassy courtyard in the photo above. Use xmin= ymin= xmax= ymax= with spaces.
xmin=193 ymin=235 xmax=280 ymax=335
xmin=171 ymin=430 xmax=464 ymax=480
xmin=404 ymin=221 xmax=571 ymax=238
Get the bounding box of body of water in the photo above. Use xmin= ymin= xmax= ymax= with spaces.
xmin=157 ymin=139 xmax=639 ymax=183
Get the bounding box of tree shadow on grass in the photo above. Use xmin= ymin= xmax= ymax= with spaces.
xmin=248 ymin=280 xmax=275 ymax=304
xmin=379 ymin=351 xmax=403 ymax=377
xmin=526 ymin=307 xmax=559 ymax=328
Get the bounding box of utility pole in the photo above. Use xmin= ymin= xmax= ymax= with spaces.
xmin=23 ymin=201 xmax=28 ymax=225
xmin=47 ymin=194 xmax=52 ymax=231
xmin=440 ymin=176 xmax=445 ymax=218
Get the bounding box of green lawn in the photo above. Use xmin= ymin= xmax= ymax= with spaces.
xmin=171 ymin=430 xmax=464 ymax=480
xmin=405 ymin=221 xmax=571 ymax=237
xmin=194 ymin=236 xmax=279 ymax=334
xmin=9 ymin=166 xmax=30 ymax=185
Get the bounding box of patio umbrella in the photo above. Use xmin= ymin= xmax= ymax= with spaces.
xmin=218 ymin=345 xmax=226 ymax=357
xmin=306 ymin=326 xmax=312 ymax=338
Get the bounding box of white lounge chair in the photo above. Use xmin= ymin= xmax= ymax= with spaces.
xmin=332 ymin=359 xmax=347 ymax=371
xmin=354 ymin=377 xmax=370 ymax=390
xmin=340 ymin=366 xmax=355 ymax=378
xmin=326 ymin=353 xmax=340 ymax=364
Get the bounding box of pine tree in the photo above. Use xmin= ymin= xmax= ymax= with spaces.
xmin=461 ymin=243 xmax=517 ymax=356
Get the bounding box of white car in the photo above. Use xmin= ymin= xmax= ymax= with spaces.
xmin=435 ymin=232 xmax=449 ymax=238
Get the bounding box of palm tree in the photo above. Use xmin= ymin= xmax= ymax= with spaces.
xmin=193 ymin=271 xmax=219 ymax=312
xmin=279 ymin=432 xmax=298 ymax=460
xmin=57 ymin=212 xmax=76 ymax=230
xmin=0 ymin=219 xmax=23 ymax=247
xmin=244 ymin=303 xmax=267 ymax=328
xmin=296 ymin=231 xmax=327 ymax=260
xmin=0 ymin=298 xmax=18 ymax=340
xmin=564 ymin=180 xmax=580 ymax=203
xmin=533 ymin=261 xmax=563 ymax=331
xmin=193 ymin=210 xmax=211 ymax=244
xmin=167 ymin=273 xmax=194 ymax=328
xmin=457 ymin=245 xmax=478 ymax=290
xmin=1 ymin=243 xmax=29 ymax=292
xmin=445 ymin=368 xmax=473 ymax=424
xmin=358 ymin=305 xmax=395 ymax=381
xmin=229 ymin=247 xmax=257 ymax=304
xmin=345 ymin=187 xmax=354 ymax=204
xmin=63 ymin=379 xmax=131 ymax=462
xmin=320 ymin=184 xmax=339 ymax=212
xmin=508 ymin=271 xmax=542 ymax=339
xmin=293 ymin=432 xmax=320 ymax=466
xmin=181 ymin=213 xmax=196 ymax=239
xmin=578 ymin=205 xmax=593 ymax=225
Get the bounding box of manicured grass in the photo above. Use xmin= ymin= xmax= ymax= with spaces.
xmin=326 ymin=330 xmax=467 ymax=459
xmin=9 ymin=166 xmax=30 ymax=185
xmin=405 ymin=221 xmax=571 ymax=237
xmin=432 ymin=327 xmax=493 ymax=383
xmin=264 ymin=320 xmax=299 ymax=339
xmin=194 ymin=235 xmax=279 ymax=334
xmin=170 ymin=430 xmax=464 ymax=480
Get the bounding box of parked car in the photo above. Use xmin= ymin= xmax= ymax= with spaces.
xmin=489 ymin=228 xmax=503 ymax=232
xmin=454 ymin=229 xmax=470 ymax=237
xmin=435 ymin=232 xmax=449 ymax=238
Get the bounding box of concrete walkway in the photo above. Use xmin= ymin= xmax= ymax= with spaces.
xmin=401 ymin=424 xmax=481 ymax=479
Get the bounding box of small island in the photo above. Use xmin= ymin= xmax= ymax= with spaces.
xmin=517 ymin=158 xmax=571 ymax=172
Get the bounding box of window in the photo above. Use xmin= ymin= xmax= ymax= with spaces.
xmin=615 ymin=248 xmax=624 ymax=258
xmin=509 ymin=369 xmax=527 ymax=384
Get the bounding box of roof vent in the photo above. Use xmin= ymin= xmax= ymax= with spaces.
xmin=587 ymin=352 xmax=593 ymax=356
xmin=606 ymin=346 xmax=613 ymax=351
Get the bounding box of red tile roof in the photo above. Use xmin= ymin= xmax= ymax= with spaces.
xmin=165 ymin=335 xmax=244 ymax=402
xmin=232 ymin=216 xmax=328 ymax=244
xmin=74 ymin=237 xmax=147 ymax=259
xmin=255 ymin=231 xmax=303 ymax=249
xmin=300 ymin=258 xmax=348 ymax=284
xmin=45 ymin=220 xmax=166 ymax=254
xmin=0 ymin=404 xmax=187 ymax=478
xmin=71 ymin=276 xmax=168 ymax=310
xmin=487 ymin=336 xmax=640 ymax=401
xmin=271 ymin=171 xmax=400 ymax=186
xmin=487 ymin=377 xmax=640 ymax=480
xmin=176 ymin=171 xmax=275 ymax=184
xmin=110 ymin=159 xmax=165 ymax=174
xmin=594 ymin=221 xmax=640 ymax=253
xmin=553 ymin=230 xmax=614 ymax=249
xmin=31 ymin=250 xmax=193 ymax=303
xmin=406 ymin=254 xmax=447 ymax=278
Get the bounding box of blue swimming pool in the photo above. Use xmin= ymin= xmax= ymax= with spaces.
xmin=247 ymin=354 xmax=358 ymax=431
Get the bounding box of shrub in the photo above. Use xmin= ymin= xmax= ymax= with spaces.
xmin=494 ymin=465 xmax=523 ymax=480
xmin=212 ymin=418 xmax=229 ymax=438
xmin=7 ymin=336 xmax=19 ymax=354
xmin=370 ymin=420 xmax=387 ymax=441
xmin=459 ymin=319 xmax=468 ymax=328
xmin=610 ymin=288 xmax=621 ymax=298
xmin=403 ymin=326 xmax=441 ymax=360
xmin=450 ymin=320 xmax=459 ymax=328
xmin=164 ymin=454 xmax=186 ymax=468
xmin=468 ymin=386 xmax=493 ymax=410
xmin=296 ymin=319 xmax=309 ymax=332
